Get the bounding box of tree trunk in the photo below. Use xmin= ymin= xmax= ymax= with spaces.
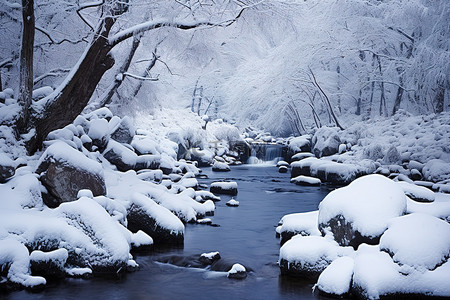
xmin=392 ymin=75 xmax=404 ymax=115
xmin=17 ymin=0 xmax=35 ymax=134
xmin=27 ymin=20 xmax=115 ymax=153
xmin=435 ymin=84 xmax=445 ymax=113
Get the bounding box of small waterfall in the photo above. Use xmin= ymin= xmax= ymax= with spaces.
xmin=247 ymin=143 xmax=285 ymax=164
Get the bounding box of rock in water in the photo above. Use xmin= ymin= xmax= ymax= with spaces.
xmin=227 ymin=263 xmax=247 ymax=279
xmin=226 ymin=199 xmax=239 ymax=207
xmin=318 ymin=174 xmax=406 ymax=249
xmin=210 ymin=181 xmax=238 ymax=196
xmin=36 ymin=142 xmax=106 ymax=207
xmin=199 ymin=252 xmax=221 ymax=265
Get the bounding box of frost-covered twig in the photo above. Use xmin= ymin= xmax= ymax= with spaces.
xmin=33 ymin=68 xmax=71 ymax=84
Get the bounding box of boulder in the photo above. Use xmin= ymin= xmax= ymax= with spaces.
xmin=135 ymin=154 xmax=161 ymax=170
xmin=36 ymin=142 xmax=106 ymax=207
xmin=87 ymin=119 xmax=110 ymax=152
xmin=316 ymin=256 xmax=354 ymax=298
xmin=229 ymin=140 xmax=252 ymax=163
xmin=227 ymin=263 xmax=247 ymax=279
xmin=199 ymin=252 xmax=221 ymax=265
xmin=110 ymin=116 xmax=134 ymax=144
xmin=290 ymin=175 xmax=321 ymax=186
xmin=279 ymin=235 xmax=352 ymax=279
xmin=30 ymin=249 xmax=68 ymax=279
xmin=0 ymin=153 xmax=15 ymax=182
xmin=278 ymin=211 xmax=321 ymax=245
xmin=210 ymin=181 xmax=238 ymax=196
xmin=312 ymin=127 xmax=341 ymax=158
xmin=127 ymin=194 xmax=184 ymax=246
xmin=287 ymin=135 xmax=311 ymax=158
xmin=397 ymin=181 xmax=435 ymax=203
xmin=382 ymin=146 xmax=401 ymax=165
xmin=318 ymin=175 xmax=407 ymax=249
xmin=103 ymin=140 xmax=137 ymax=172
xmin=212 ymin=160 xmax=230 ymax=172
xmin=278 ymin=166 xmax=288 ymax=173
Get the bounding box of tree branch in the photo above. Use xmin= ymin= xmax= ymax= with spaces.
xmin=123 ymin=72 xmax=158 ymax=81
xmin=76 ymin=0 xmax=104 ymax=31
xmin=33 ymin=68 xmax=71 ymax=84
xmin=109 ymin=6 xmax=247 ymax=47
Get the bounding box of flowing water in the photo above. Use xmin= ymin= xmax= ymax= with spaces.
xmin=5 ymin=164 xmax=333 ymax=300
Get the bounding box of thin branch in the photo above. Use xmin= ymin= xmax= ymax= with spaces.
xmin=123 ymin=72 xmax=158 ymax=81
xmin=109 ymin=6 xmax=248 ymax=47
xmin=0 ymin=59 xmax=13 ymax=68
xmin=33 ymin=68 xmax=71 ymax=84
xmin=35 ymin=26 xmax=90 ymax=45
xmin=76 ymin=0 xmax=104 ymax=31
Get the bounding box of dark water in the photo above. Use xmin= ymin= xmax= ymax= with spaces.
xmin=5 ymin=164 xmax=333 ymax=300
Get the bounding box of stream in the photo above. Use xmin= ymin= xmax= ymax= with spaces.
xmin=6 ymin=164 xmax=334 ymax=300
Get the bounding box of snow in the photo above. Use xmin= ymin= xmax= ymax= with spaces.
xmin=291 ymin=152 xmax=314 ymax=161
xmin=210 ymin=181 xmax=238 ymax=190
xmin=88 ymin=118 xmax=110 ymax=140
xmin=279 ymin=235 xmax=353 ymax=267
xmin=65 ymin=267 xmax=92 ymax=277
xmin=201 ymin=251 xmax=220 ymax=259
xmin=278 ymin=211 xmax=321 ymax=237
xmin=422 ymin=159 xmax=450 ymax=183
xmin=130 ymin=230 xmax=154 ymax=247
xmin=396 ymin=181 xmax=435 ymax=202
xmin=406 ymin=196 xmax=450 ymax=221
xmin=290 ymin=175 xmax=321 ymax=186
xmin=288 ymin=135 xmax=311 ymax=153
xmin=318 ymin=174 xmax=407 ymax=238
xmin=315 ymin=256 xmax=354 ymax=296
xmin=0 ymin=239 xmax=46 ymax=287
xmin=36 ymin=141 xmax=104 ymax=176
xmin=29 ymin=248 xmax=68 ymax=264
xmin=379 ymin=213 xmax=450 ymax=271
xmin=228 ymin=263 xmax=246 ymax=274
xmin=212 ymin=160 xmax=230 ymax=171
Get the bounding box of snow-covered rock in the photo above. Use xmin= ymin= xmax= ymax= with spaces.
xmin=422 ymin=159 xmax=450 ymax=183
xmin=110 ymin=116 xmax=134 ymax=144
xmin=379 ymin=213 xmax=450 ymax=272
xmin=0 ymin=152 xmax=15 ymax=182
xmin=276 ymin=160 xmax=289 ymax=167
xmin=291 ymin=152 xmax=315 ymax=162
xmin=103 ymin=140 xmax=138 ymax=172
xmin=210 ymin=181 xmax=238 ymax=196
xmin=127 ymin=193 xmax=185 ymax=246
xmin=199 ymin=252 xmax=221 ymax=265
xmin=226 ymin=198 xmax=239 ymax=207
xmin=397 ymin=181 xmax=435 ymax=203
xmin=315 ymin=256 xmax=354 ymax=297
xmin=36 ymin=142 xmax=106 ymax=207
xmin=318 ymin=174 xmax=407 ymax=248
xmin=88 ymin=118 xmax=110 ymax=151
xmin=290 ymin=175 xmax=321 ymax=186
xmin=278 ymin=166 xmax=288 ymax=173
xmin=278 ymin=211 xmax=321 ymax=245
xmin=227 ymin=263 xmax=247 ymax=279
xmin=312 ymin=127 xmax=341 ymax=158
xmin=29 ymin=249 xmax=68 ymax=278
xmin=212 ymin=160 xmax=230 ymax=172
xmin=279 ymin=235 xmax=353 ymax=279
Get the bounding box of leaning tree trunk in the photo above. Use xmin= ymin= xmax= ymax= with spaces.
xmin=17 ymin=0 xmax=35 ymax=134
xmin=435 ymin=84 xmax=445 ymax=113
xmin=27 ymin=19 xmax=116 ymax=153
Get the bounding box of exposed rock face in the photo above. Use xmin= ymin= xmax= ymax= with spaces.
xmin=230 ymin=140 xmax=251 ymax=163
xmin=312 ymin=127 xmax=341 ymax=158
xmin=36 ymin=142 xmax=106 ymax=206
xmin=0 ymin=153 xmax=15 ymax=182
xmin=110 ymin=116 xmax=135 ymax=144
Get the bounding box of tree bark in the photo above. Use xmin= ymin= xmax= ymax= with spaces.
xmin=435 ymin=84 xmax=445 ymax=113
xmin=17 ymin=0 xmax=35 ymax=134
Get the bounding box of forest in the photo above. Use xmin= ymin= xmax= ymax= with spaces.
xmin=0 ymin=0 xmax=449 ymax=299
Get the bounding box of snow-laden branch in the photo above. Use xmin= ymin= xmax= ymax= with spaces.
xmin=122 ymin=72 xmax=158 ymax=81
xmin=33 ymin=68 xmax=71 ymax=84
xmin=77 ymin=0 xmax=104 ymax=31
xmin=109 ymin=6 xmax=247 ymax=47
xmin=1 ymin=0 xmax=21 ymax=9
xmin=36 ymin=26 xmax=89 ymax=45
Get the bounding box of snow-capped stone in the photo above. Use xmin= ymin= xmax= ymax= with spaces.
xmin=279 ymin=235 xmax=353 ymax=279
xmin=379 ymin=213 xmax=450 ymax=271
xmin=288 ymin=135 xmax=311 ymax=155
xmin=276 ymin=160 xmax=289 ymax=167
xmin=396 ymin=181 xmax=435 ymax=203
xmin=278 ymin=166 xmax=288 ymax=173
xmin=212 ymin=160 xmax=230 ymax=172
xmin=195 ymin=191 xmax=221 ymax=202
xmin=291 ymin=152 xmax=315 ymax=162
xmin=199 ymin=252 xmax=221 ymax=265
xmin=0 ymin=152 xmax=15 ymax=182
xmin=127 ymin=193 xmax=184 ymax=246
xmin=135 ymin=154 xmax=161 ymax=170
xmin=382 ymin=146 xmax=401 ymax=165
xmin=130 ymin=230 xmax=153 ymax=249
xmin=103 ymin=140 xmax=138 ymax=172
xmin=312 ymin=127 xmax=341 ymax=157
xmin=227 ymin=263 xmax=247 ymax=279
xmin=318 ymin=174 xmax=407 ymax=248
xmin=77 ymin=189 xmax=93 ymax=199
xmin=110 ymin=116 xmax=135 ymax=144
xmin=88 ymin=118 xmax=110 ymax=152
xmin=315 ymin=256 xmax=354 ymax=297
xmin=226 ymin=199 xmax=239 ymax=207
xmin=131 ymin=137 xmax=160 ymax=155
xmin=422 ymin=159 xmax=450 ymax=183
xmin=278 ymin=211 xmax=321 ymax=245
xmin=210 ymin=181 xmax=238 ymax=196
xmin=36 ymin=142 xmax=106 ymax=207
xmin=29 ymin=249 xmax=68 ymax=278
xmin=290 ymin=175 xmax=321 ymax=186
